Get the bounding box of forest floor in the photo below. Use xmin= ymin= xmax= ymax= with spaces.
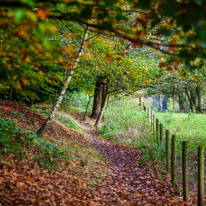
xmin=0 ymin=101 xmax=196 ymax=205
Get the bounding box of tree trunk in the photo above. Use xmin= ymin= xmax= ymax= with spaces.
xmin=185 ymin=88 xmax=193 ymax=112
xmin=159 ymin=94 xmax=164 ymax=111
xmin=196 ymin=85 xmax=202 ymax=113
xmin=191 ymin=89 xmax=197 ymax=108
xmin=83 ymin=94 xmax=92 ymax=121
xmin=172 ymin=94 xmax=175 ymax=111
xmin=105 ymin=93 xmax=110 ymax=110
xmin=90 ymin=75 xmax=102 ymax=119
xmin=37 ymin=29 xmax=88 ymax=137
xmin=95 ymin=79 xmax=109 ymax=128
xmin=178 ymin=93 xmax=184 ymax=112
xmin=101 ymin=81 xmax=107 ymax=109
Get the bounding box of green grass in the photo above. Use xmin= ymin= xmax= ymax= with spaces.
xmin=99 ymin=97 xmax=153 ymax=147
xmin=152 ymin=111 xmax=206 ymax=186
xmin=32 ymin=106 xmax=80 ymax=131
xmin=100 ymin=97 xmax=206 ymax=150
xmin=154 ymin=111 xmax=206 ymax=149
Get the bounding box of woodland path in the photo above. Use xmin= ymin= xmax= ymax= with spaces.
xmin=0 ymin=101 xmax=194 ymax=205
xmin=75 ymin=116 xmax=190 ymax=206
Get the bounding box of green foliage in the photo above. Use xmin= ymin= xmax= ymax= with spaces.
xmin=1 ymin=0 xmax=206 ymax=110
xmin=0 ymin=4 xmax=63 ymax=104
xmin=33 ymin=140 xmax=69 ymax=169
xmin=56 ymin=114 xmax=79 ymax=130
xmin=61 ymin=90 xmax=93 ymax=113
xmin=139 ymin=143 xmax=166 ymax=166
xmin=99 ymin=97 xmax=153 ymax=145
xmin=155 ymin=111 xmax=206 ymax=150
xmin=173 ymin=187 xmax=181 ymax=195
xmin=0 ymin=64 xmax=63 ymax=105
xmin=0 ymin=115 xmax=31 ymax=156
xmin=0 ymin=113 xmax=70 ymax=169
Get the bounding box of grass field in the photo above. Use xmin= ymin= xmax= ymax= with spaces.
xmin=101 ymin=97 xmax=206 ymax=147
xmin=154 ymin=111 xmax=206 ymax=149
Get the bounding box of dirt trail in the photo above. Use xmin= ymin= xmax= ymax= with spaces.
xmin=78 ymin=120 xmax=192 ymax=205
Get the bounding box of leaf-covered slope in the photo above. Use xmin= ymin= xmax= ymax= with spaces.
xmin=0 ymin=100 xmax=107 ymax=206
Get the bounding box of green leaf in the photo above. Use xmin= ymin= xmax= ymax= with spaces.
xmin=14 ymin=9 xmax=25 ymax=23
xmin=21 ymin=0 xmax=35 ymax=7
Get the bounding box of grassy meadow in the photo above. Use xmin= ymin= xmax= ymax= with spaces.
xmin=101 ymin=97 xmax=206 ymax=147
xmin=154 ymin=111 xmax=206 ymax=149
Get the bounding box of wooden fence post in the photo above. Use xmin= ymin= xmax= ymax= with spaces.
xmin=171 ymin=135 xmax=177 ymax=185
xmin=147 ymin=107 xmax=150 ymax=122
xmin=151 ymin=110 xmax=153 ymax=125
xmin=139 ymin=96 xmax=141 ymax=106
xmin=144 ymin=105 xmax=146 ymax=112
xmin=153 ymin=115 xmax=155 ymax=140
xmin=166 ymin=129 xmax=170 ymax=172
xmin=156 ymin=118 xmax=159 ymax=143
xmin=160 ymin=123 xmax=163 ymax=143
xmin=182 ymin=141 xmax=189 ymax=201
xmin=198 ymin=146 xmax=204 ymax=206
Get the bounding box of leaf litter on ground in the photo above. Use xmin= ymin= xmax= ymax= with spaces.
xmin=0 ymin=100 xmax=197 ymax=205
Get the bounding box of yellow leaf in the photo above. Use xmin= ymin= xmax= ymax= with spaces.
xmin=7 ymin=66 xmax=12 ymax=71
xmin=21 ymin=78 xmax=29 ymax=87
xmin=48 ymin=24 xmax=57 ymax=33
xmin=39 ymin=70 xmax=44 ymax=77
xmin=163 ymin=22 xmax=168 ymax=29
xmin=64 ymin=32 xmax=76 ymax=38
xmin=85 ymin=41 xmax=91 ymax=48
xmin=15 ymin=81 xmax=22 ymax=90
xmin=13 ymin=75 xmax=18 ymax=80
xmin=64 ymin=44 xmax=75 ymax=54
xmin=194 ymin=74 xmax=199 ymax=83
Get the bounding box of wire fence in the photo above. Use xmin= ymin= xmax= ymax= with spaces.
xmin=139 ymin=102 xmax=205 ymax=206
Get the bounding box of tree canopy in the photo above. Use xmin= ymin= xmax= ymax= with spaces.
xmin=1 ymin=0 xmax=206 ymax=133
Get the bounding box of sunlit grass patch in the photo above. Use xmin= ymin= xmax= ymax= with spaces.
xmin=155 ymin=111 xmax=206 ymax=148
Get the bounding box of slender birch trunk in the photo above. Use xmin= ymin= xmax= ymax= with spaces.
xmin=37 ymin=29 xmax=88 ymax=137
